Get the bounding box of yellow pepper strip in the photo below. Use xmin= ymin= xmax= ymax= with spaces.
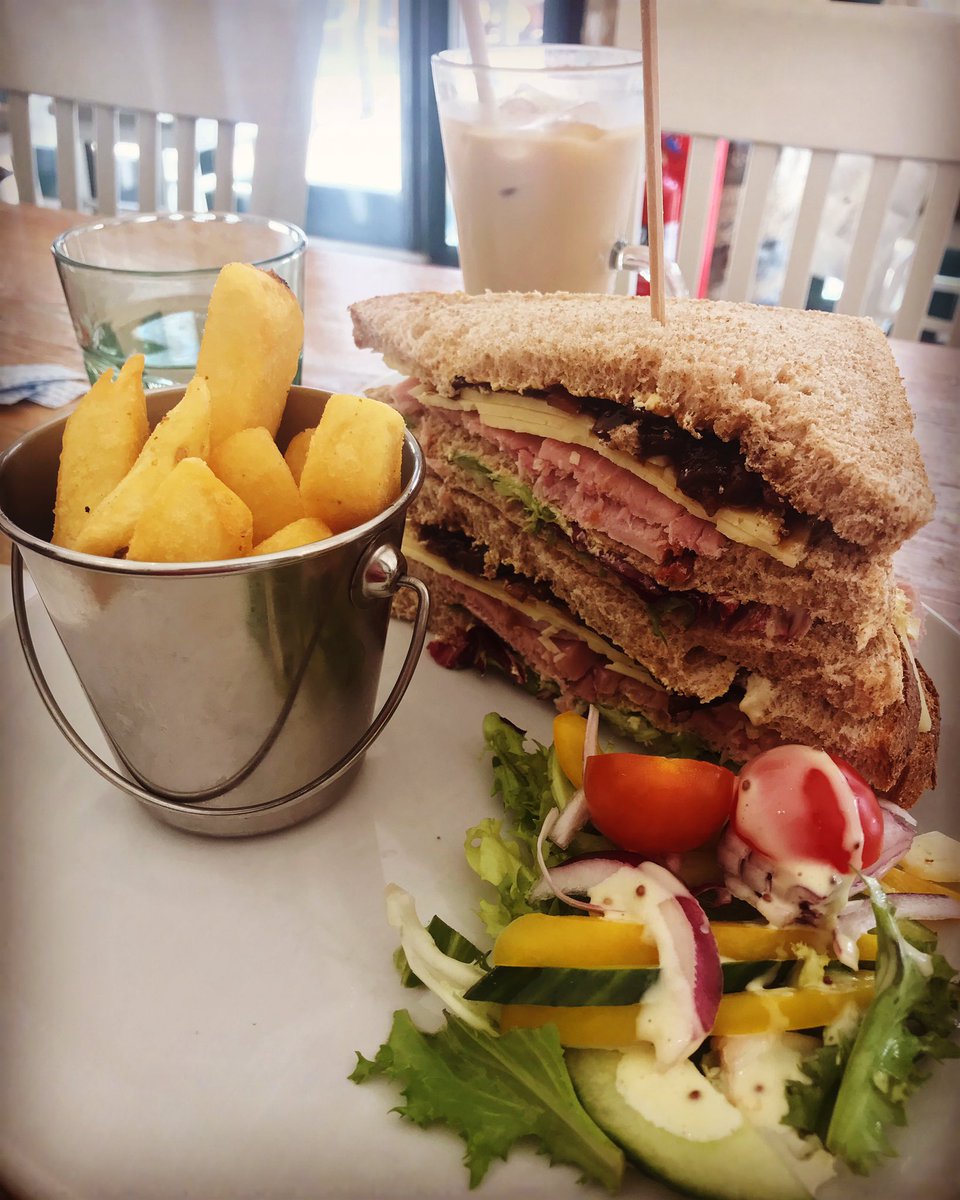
xmin=497 ymin=976 xmax=875 ymax=1047
xmin=493 ymin=913 xmax=658 ymax=968
xmin=492 ymin=913 xmax=877 ymax=969
xmin=499 ymin=1002 xmax=642 ymax=1048
xmin=880 ymin=865 xmax=960 ymax=901
xmin=711 ymin=976 xmax=875 ymax=1035
xmin=552 ymin=711 xmax=587 ymax=788
xmin=710 ymin=923 xmax=878 ymax=963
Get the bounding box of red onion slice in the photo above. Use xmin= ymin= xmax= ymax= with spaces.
xmin=528 ymin=850 xmax=646 ymax=902
xmin=837 ymin=891 xmax=960 ymax=947
xmin=851 ymin=802 xmax=917 ymax=891
xmin=534 ymin=810 xmax=603 ymax=914
xmin=550 ymin=787 xmax=590 ymax=849
xmin=630 ymin=861 xmax=723 ymax=1065
xmin=675 ymin=893 xmax=725 ymax=1034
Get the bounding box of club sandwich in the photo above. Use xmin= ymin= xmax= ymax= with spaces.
xmin=351 ymin=291 xmax=940 ymax=808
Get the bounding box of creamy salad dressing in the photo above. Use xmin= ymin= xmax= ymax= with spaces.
xmin=710 ymin=1035 xmax=837 ymax=1191
xmin=588 ymin=865 xmax=699 ymax=1066
xmin=615 ymin=1044 xmax=743 ymax=1140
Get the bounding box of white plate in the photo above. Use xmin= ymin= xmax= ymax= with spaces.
xmin=0 ymin=588 xmax=957 ymax=1200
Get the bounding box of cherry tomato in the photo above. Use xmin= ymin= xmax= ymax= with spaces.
xmin=583 ymin=754 xmax=737 ymax=855
xmin=732 ymin=746 xmax=883 ymax=874
xmin=831 ymin=755 xmax=884 ymax=870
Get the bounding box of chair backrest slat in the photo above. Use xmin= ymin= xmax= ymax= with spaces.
xmin=8 ymin=91 xmax=38 ymax=205
xmin=174 ymin=116 xmax=198 ymax=213
xmin=718 ymin=142 xmax=779 ymax=303
xmin=53 ymin=98 xmax=81 ymax=211
xmin=214 ymin=120 xmax=236 ymax=213
xmin=93 ymin=104 xmax=118 ymax=216
xmin=836 ymin=157 xmax=901 ymax=319
xmin=779 ymin=149 xmax=836 ymax=311
xmin=893 ymin=162 xmax=960 ymax=341
xmin=137 ymin=110 xmax=160 ymax=212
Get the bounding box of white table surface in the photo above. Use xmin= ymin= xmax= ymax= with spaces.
xmin=1 ymin=564 xmax=958 ymax=1200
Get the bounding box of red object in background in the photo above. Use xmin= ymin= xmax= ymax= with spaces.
xmin=638 ymin=134 xmax=728 ymax=299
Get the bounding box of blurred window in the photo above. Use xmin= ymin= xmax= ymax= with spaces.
xmin=303 ymin=0 xmax=582 ymax=260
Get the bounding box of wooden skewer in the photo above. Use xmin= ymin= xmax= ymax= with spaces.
xmin=641 ymin=0 xmax=667 ymax=324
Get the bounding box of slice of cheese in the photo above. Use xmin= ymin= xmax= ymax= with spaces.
xmin=898 ymin=631 xmax=932 ymax=734
xmin=891 ymin=588 xmax=931 ymax=734
xmin=413 ymin=386 xmax=809 ymax=567
xmin=403 ymin=534 xmax=665 ymax=692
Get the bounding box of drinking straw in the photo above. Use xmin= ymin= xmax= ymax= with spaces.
xmin=640 ymin=0 xmax=667 ymax=324
xmin=459 ymin=0 xmax=497 ymax=113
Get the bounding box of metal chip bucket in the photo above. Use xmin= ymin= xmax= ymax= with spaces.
xmin=0 ymin=386 xmax=430 ymax=836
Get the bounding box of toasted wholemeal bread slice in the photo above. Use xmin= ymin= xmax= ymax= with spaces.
xmin=351 ymin=291 xmax=934 ymax=554
xmin=410 ymin=472 xmax=906 ymax=718
xmin=397 ymin=560 xmax=938 ymax=806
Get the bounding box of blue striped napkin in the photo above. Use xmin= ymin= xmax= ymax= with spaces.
xmin=0 ymin=364 xmax=90 ymax=408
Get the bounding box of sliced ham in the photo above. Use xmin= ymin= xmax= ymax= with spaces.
xmin=389 ymin=377 xmax=425 ymax=418
xmin=443 ymin=576 xmax=601 ymax=685
xmin=431 ymin=571 xmax=784 ymax=767
xmin=455 ymin=413 xmax=726 ymax=564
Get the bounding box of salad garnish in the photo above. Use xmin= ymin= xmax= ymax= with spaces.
xmin=353 ymin=709 xmax=960 ymax=1198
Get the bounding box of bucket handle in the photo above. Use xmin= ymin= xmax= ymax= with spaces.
xmin=10 ymin=547 xmax=431 ymax=820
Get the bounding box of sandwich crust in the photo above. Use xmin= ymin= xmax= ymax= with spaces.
xmin=351 ymin=291 xmax=934 ymax=553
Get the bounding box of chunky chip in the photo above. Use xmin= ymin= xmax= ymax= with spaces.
xmin=196 ymin=263 xmax=304 ymax=445
xmin=209 ymin=425 xmax=304 ymax=544
xmin=52 ymin=354 xmax=149 ymax=549
xmin=283 ymin=426 xmax=315 ymax=487
xmin=252 ymin=516 xmax=333 ymax=556
xmin=73 ymin=375 xmax=212 ymax=558
xmin=127 ymin=457 xmax=253 ymax=562
xmin=299 ymin=393 xmax=404 ymax=534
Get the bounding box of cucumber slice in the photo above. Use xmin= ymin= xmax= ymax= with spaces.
xmin=465 ymin=961 xmax=790 ymax=1006
xmin=566 ymin=1047 xmax=811 ymax=1200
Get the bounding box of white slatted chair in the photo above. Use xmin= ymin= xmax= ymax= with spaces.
xmin=613 ymin=0 xmax=960 ymax=342
xmin=0 ymin=0 xmax=325 ymax=226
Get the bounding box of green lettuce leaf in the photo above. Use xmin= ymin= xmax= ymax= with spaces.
xmin=351 ymin=1010 xmax=624 ymax=1193
xmin=465 ymin=715 xmax=564 ymax=937
xmin=449 ymin=454 xmax=563 ymax=535
xmin=784 ymin=1014 xmax=859 ymax=1145
xmin=596 ymin=704 xmax=717 ymax=762
xmin=786 ymin=878 xmax=960 ymax=1174
xmin=482 ymin=712 xmax=556 ymax=835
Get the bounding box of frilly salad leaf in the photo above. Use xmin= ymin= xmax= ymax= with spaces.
xmin=351 ymin=1010 xmax=624 ymax=1193
xmin=449 ymin=453 xmax=563 ymax=535
xmin=785 ymin=875 xmax=960 ymax=1174
xmin=466 ymin=714 xmax=609 ymax=937
xmin=385 ymin=885 xmax=497 ymax=1034
xmin=464 ymin=715 xmax=560 ymax=938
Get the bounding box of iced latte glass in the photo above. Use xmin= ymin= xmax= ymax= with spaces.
xmin=432 ymin=44 xmax=685 ymax=296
